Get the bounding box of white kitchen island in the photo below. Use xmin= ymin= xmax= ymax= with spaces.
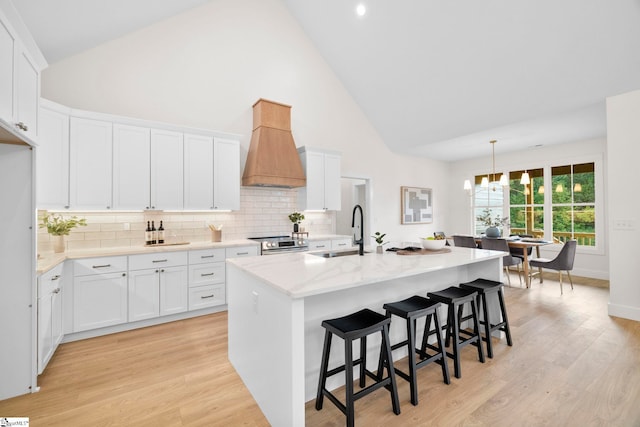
xmin=226 ymin=247 xmax=504 ymax=426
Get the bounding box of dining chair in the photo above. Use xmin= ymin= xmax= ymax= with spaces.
xmin=453 ymin=235 xmax=477 ymax=249
xmin=509 ymin=234 xmax=533 ymax=261
xmin=528 ymin=240 xmax=577 ymax=295
xmin=480 ymin=238 xmax=523 ymax=287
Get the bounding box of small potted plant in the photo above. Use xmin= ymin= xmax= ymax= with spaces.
xmin=288 ymin=212 xmax=305 ymax=232
xmin=39 ymin=213 xmax=87 ymax=253
xmin=476 ymin=208 xmax=509 ymax=237
xmin=371 ymin=231 xmax=387 ymax=254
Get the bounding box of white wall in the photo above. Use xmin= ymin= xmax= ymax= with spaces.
xmin=41 ymin=0 xmax=449 ymax=245
xmin=606 ymin=89 xmax=640 ymax=321
xmin=448 ymin=138 xmax=609 ymax=280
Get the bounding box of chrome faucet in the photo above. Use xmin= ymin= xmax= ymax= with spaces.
xmin=351 ymin=204 xmax=364 ymax=256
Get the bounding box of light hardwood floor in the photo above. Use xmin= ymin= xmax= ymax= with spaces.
xmin=1 ymin=275 xmax=639 ymax=426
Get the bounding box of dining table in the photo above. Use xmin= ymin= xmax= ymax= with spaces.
xmin=473 ymin=237 xmax=554 ymax=288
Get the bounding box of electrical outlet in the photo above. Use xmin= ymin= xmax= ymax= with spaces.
xmin=252 ymin=291 xmax=259 ymax=314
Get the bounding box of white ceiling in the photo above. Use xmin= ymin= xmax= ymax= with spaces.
xmin=14 ymin=0 xmax=640 ymax=161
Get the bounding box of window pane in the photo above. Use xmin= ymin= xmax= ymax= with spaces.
xmin=573 ymin=163 xmax=595 ymax=204
xmin=552 ymin=206 xmax=572 ymax=242
xmin=574 ymin=205 xmax=596 ymax=246
xmin=510 ymin=206 xmax=544 ymax=236
xmin=509 ymin=169 xmax=543 ymax=206
xmin=552 ymin=166 xmax=571 ymax=204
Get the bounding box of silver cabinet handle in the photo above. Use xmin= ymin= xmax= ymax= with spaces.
xmin=237 ymin=252 xmax=249 ymax=255
xmin=200 ymin=294 xmax=215 ymax=299
xmin=337 ymin=243 xmax=347 ymax=246
xmin=201 ymin=255 xmax=215 ymax=259
xmin=316 ymin=245 xmax=326 ymax=248
xmin=51 ymin=275 xmax=61 ymax=281
xmin=16 ymin=122 xmax=28 ymax=131
xmin=201 ymin=272 xmax=215 ymax=277
xmin=152 ymin=259 xmax=168 ymax=263
xmin=53 ymin=288 xmax=61 ymax=294
xmin=92 ymin=264 xmax=111 ymax=268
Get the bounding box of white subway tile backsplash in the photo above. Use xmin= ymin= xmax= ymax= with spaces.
xmin=37 ymin=187 xmax=336 ymax=253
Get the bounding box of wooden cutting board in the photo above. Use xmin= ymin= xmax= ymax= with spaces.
xmin=397 ymin=248 xmax=452 ymax=255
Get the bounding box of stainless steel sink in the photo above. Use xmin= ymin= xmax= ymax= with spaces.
xmin=310 ymin=249 xmax=369 ymax=258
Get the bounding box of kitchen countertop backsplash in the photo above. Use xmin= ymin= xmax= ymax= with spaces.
xmin=37 ymin=187 xmax=337 ymax=254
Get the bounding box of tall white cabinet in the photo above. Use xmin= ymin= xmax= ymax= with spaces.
xmin=297 ymin=146 xmax=341 ymax=211
xmin=37 ymin=101 xmax=69 ymax=209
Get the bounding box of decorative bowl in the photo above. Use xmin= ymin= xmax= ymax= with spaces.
xmin=420 ymin=238 xmax=447 ymax=250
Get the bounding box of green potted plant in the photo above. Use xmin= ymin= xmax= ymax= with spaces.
xmin=371 ymin=231 xmax=387 ymax=254
xmin=39 ymin=213 xmax=87 ymax=253
xmin=476 ymin=208 xmax=509 ymax=237
xmin=288 ymin=212 xmax=305 ymax=232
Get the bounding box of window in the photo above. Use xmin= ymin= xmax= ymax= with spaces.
xmin=473 ymin=173 xmax=505 ymax=236
xmin=551 ymin=163 xmax=595 ymax=246
xmin=509 ymin=168 xmax=544 ymax=238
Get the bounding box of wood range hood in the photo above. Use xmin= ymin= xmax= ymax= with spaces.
xmin=242 ymin=99 xmax=306 ymax=188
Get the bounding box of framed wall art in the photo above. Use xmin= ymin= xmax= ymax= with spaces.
xmin=401 ymin=186 xmax=433 ymax=224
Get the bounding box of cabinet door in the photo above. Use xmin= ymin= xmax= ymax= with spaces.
xmin=51 ymin=284 xmax=63 ymax=351
xmin=69 ymin=117 xmax=113 ymax=210
xmin=15 ymin=48 xmax=39 ymax=140
xmin=188 ymin=283 xmax=225 ymax=311
xmin=37 ymin=107 xmax=69 ymax=209
xmin=213 ymin=137 xmax=240 ymax=210
xmin=301 ymin=150 xmax=325 ymax=210
xmin=183 ymin=133 xmax=213 ymax=210
xmin=73 ymin=272 xmax=127 ymax=332
xmin=332 ymin=238 xmax=352 ymax=251
xmin=0 ymin=19 xmax=15 ymax=120
xmin=323 ymin=153 xmax=341 ymax=210
xmin=150 ymin=129 xmax=183 ymax=210
xmin=37 ymin=291 xmax=53 ymax=375
xmin=128 ymin=269 xmax=159 ymax=322
xmin=159 ymin=266 xmax=188 ymax=316
xmin=113 ymin=124 xmax=150 ymax=210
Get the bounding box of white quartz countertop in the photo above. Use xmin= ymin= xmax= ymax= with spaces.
xmin=227 ymin=246 xmax=504 ymax=299
xmin=37 ymin=239 xmax=259 ymax=274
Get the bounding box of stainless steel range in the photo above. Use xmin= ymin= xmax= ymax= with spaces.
xmin=248 ymin=235 xmax=308 ymax=255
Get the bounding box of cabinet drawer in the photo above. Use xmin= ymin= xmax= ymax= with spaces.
xmin=129 ymin=251 xmax=187 ymax=271
xmin=74 ymin=256 xmax=127 ymax=276
xmin=189 ymin=263 xmax=225 ymax=286
xmin=189 ymin=284 xmax=225 ymax=311
xmin=39 ymin=263 xmax=64 ymax=297
xmin=188 ymin=248 xmax=226 ymax=265
xmin=332 ymin=239 xmax=352 ymax=250
xmin=308 ymin=240 xmax=331 ymax=251
xmin=225 ymin=246 xmax=259 ymax=258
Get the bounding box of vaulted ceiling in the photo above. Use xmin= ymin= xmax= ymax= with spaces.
xmin=14 ymin=0 xmax=640 ymax=161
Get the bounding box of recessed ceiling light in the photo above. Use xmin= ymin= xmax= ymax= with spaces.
xmin=356 ymin=4 xmax=366 ymax=17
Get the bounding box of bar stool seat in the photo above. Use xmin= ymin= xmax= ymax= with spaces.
xmin=315 ymin=308 xmax=400 ymax=427
xmin=459 ymin=278 xmax=513 ymax=358
xmin=381 ymin=295 xmax=450 ymax=406
xmin=426 ymin=286 xmax=485 ymax=378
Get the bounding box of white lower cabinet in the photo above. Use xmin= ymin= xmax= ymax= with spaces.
xmin=37 ymin=263 xmax=64 ymax=374
xmin=332 ymin=238 xmax=352 ymax=250
xmin=225 ymin=246 xmax=259 ymax=258
xmin=128 ymin=252 xmax=188 ymax=321
xmin=308 ymin=240 xmax=331 ymax=251
xmin=188 ymin=248 xmax=226 ymax=311
xmin=73 ymin=272 xmax=128 ymax=333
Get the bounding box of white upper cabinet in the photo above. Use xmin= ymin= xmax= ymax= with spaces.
xmin=37 ymin=103 xmax=69 ymax=209
xmin=297 ymin=147 xmax=341 ymax=211
xmin=69 ymin=117 xmax=113 ymax=210
xmin=150 ymin=129 xmax=183 ymax=210
xmin=113 ymin=124 xmax=150 ymax=210
xmin=213 ymin=137 xmax=240 ymax=210
xmin=184 ymin=133 xmax=214 ymax=210
xmin=0 ymin=10 xmax=41 ymax=143
xmin=184 ymin=134 xmax=240 ymax=210
xmin=0 ymin=18 xmax=14 ymax=121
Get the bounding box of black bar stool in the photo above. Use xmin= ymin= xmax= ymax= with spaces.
xmin=426 ymin=286 xmax=485 ymax=378
xmin=315 ymin=308 xmax=400 ymax=427
xmin=380 ymin=295 xmax=450 ymax=406
xmin=459 ymin=278 xmax=513 ymax=358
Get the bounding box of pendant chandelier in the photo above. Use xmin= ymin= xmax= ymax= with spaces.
xmin=481 ymin=140 xmax=508 ymax=191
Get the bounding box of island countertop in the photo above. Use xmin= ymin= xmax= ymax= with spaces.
xmin=226 ymin=246 xmax=504 ymax=299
